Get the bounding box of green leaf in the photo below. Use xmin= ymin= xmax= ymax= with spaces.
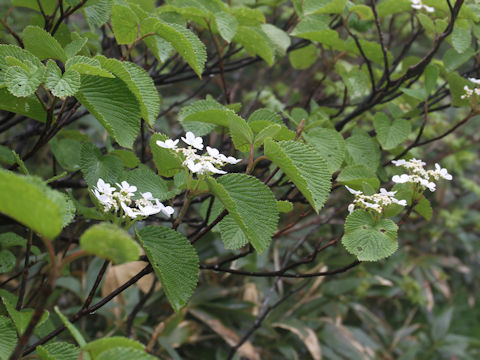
xmin=337 ymin=165 xmax=380 ymax=190
xmin=264 ymin=139 xmax=331 ymax=213
xmin=64 ymin=38 xmax=88 ymax=59
xmin=261 ymin=24 xmax=291 ymax=56
xmin=249 ymin=120 xmax=295 ymax=141
xmin=54 ymin=306 xmax=86 ymax=347
xmin=137 ymin=226 xmax=199 ymax=312
xmin=37 ymin=342 xmax=80 ymax=360
xmin=0 ymin=169 xmax=67 ymax=239
xmin=150 ymin=133 xmax=184 ymax=177
xmin=11 ymin=0 xmax=57 ymax=14
xmin=215 ymin=11 xmax=238 ymax=42
xmin=218 ymin=216 xmax=248 ymax=249
xmin=95 ymin=56 xmax=160 ymax=125
xmin=414 ymin=197 xmax=432 ymax=221
xmin=345 ymin=132 xmax=380 ymax=171
xmin=79 ymin=142 xmax=124 ymax=187
xmin=111 ymin=4 xmax=139 ymax=44
xmin=253 ymin=124 xmax=281 ymax=148
xmin=75 ymin=75 xmax=141 ymax=148
xmin=0 ymin=250 xmax=15 ymax=274
xmin=44 ymin=60 xmax=81 ymax=98
xmin=110 ymin=149 xmax=140 ymax=168
xmin=289 ymin=44 xmax=318 ymax=70
xmin=400 ymin=87 xmax=426 ymax=101
xmin=424 ymin=64 xmax=439 ymax=95
xmin=451 ymin=24 xmax=471 ymax=54
xmin=234 ymin=26 xmax=275 ymax=66
xmin=23 ymin=26 xmax=67 ymax=62
xmin=443 ymin=48 xmax=474 ymax=71
xmin=66 ymin=56 xmax=115 ymax=78
xmin=2 ymin=299 xmax=49 ymax=336
xmin=83 ymin=0 xmax=113 ymax=28
xmin=126 ymin=165 xmax=177 ymax=201
xmin=149 ymin=18 xmax=207 ymax=77
xmin=97 ymin=348 xmax=157 ymax=360
xmin=0 ymin=232 xmax=27 ymax=248
xmin=0 ymin=316 xmax=17 ymax=360
xmin=179 ymin=99 xmax=234 ymax=129
xmin=80 ymin=223 xmax=140 ymax=264
xmin=303 ymin=128 xmax=345 ymax=173
xmin=291 ymin=14 xmax=330 ymax=37
xmin=373 ymin=113 xmax=411 ymax=150
xmin=84 ymin=337 xmax=144 ymax=359
xmin=50 ymin=137 xmax=84 ymax=172
xmin=248 ymin=108 xmax=283 ymax=124
xmin=277 ymin=200 xmax=293 ymax=213
xmin=303 ymin=0 xmax=347 ymax=15
xmin=342 ymin=209 xmax=398 ymax=261
xmin=0 ymin=45 xmax=43 ymax=84
xmin=5 ymin=65 xmax=43 ymax=97
xmin=446 ymin=72 xmax=471 ymax=107
xmin=228 ymin=115 xmax=253 ymax=152
xmin=206 ymin=174 xmax=279 ymax=253
xmin=0 ymin=88 xmax=46 ymax=121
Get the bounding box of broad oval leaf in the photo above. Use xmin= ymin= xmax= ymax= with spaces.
xmin=23 ymin=25 xmax=67 ymax=62
xmin=137 ymin=226 xmax=199 ymax=312
xmin=79 ymin=142 xmax=124 ymax=187
xmin=234 ymin=25 xmax=275 ymax=66
xmin=342 ymin=209 xmax=398 ymax=261
xmin=0 ymin=169 xmax=67 ymax=239
xmin=264 ymin=139 xmax=331 ymax=213
xmin=75 ymin=75 xmax=141 ymax=148
xmin=337 ymin=164 xmax=380 ymax=190
xmin=5 ymin=65 xmax=43 ymax=97
xmin=80 ymin=223 xmax=140 ymax=264
xmin=111 ymin=4 xmax=139 ymax=44
xmin=0 ymin=88 xmax=46 ymax=122
xmin=206 ymin=173 xmax=279 ymax=253
xmin=95 ymin=56 xmax=160 ymax=125
xmin=150 ymin=133 xmax=184 ymax=177
xmin=345 ymin=131 xmax=381 ymax=171
xmin=44 ymin=60 xmax=81 ymax=98
xmin=97 ymin=348 xmax=158 ymax=360
xmin=373 ymin=113 xmax=411 ymax=150
xmin=0 ymin=316 xmax=17 ymax=360
xmin=0 ymin=250 xmax=15 ymax=274
xmin=37 ymin=342 xmax=80 ymax=360
xmin=303 ymin=128 xmax=345 ymax=173
xmin=84 ymin=337 xmax=144 ymax=359
xmin=0 ymin=45 xmax=43 ymax=84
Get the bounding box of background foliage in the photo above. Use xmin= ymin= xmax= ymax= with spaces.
xmin=0 ymin=0 xmax=480 ymax=359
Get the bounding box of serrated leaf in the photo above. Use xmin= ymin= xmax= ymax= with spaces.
xmin=44 ymin=60 xmax=81 ymax=98
xmin=64 ymin=38 xmax=88 ymax=59
xmin=97 ymin=348 xmax=157 ymax=360
xmin=303 ymin=128 xmax=345 ymax=172
xmin=0 ymin=316 xmax=17 ymax=360
xmin=345 ymin=132 xmax=380 ymax=171
xmin=228 ymin=115 xmax=253 ymax=152
xmin=277 ymin=200 xmax=293 ymax=213
xmin=5 ymin=65 xmax=43 ymax=97
xmin=218 ymin=215 xmax=248 ymax=249
xmin=150 ymin=19 xmax=206 ymax=77
xmin=215 ymin=11 xmax=238 ymax=42
xmin=264 ymin=139 xmax=330 ymax=213
xmin=95 ymin=56 xmax=160 ymax=125
xmin=253 ymin=124 xmax=281 ymax=148
xmin=451 ymin=24 xmax=471 ymax=54
xmin=80 ymin=223 xmax=140 ymax=264
xmin=289 ymin=44 xmax=317 ymax=70
xmin=137 ymin=226 xmax=199 ymax=312
xmin=337 ymin=165 xmax=380 ymax=190
xmin=234 ymin=26 xmax=275 ymax=66
xmin=75 ymin=75 xmax=141 ymax=148
xmin=0 ymin=232 xmax=27 ymax=248
xmin=373 ymin=113 xmax=411 ymax=150
xmin=111 ymin=4 xmax=139 ymax=44
xmin=291 ymin=14 xmax=330 ymax=36
xmin=23 ymin=26 xmax=67 ymax=62
xmin=443 ymin=48 xmax=474 ymax=71
xmin=303 ymin=0 xmax=347 ymax=15
xmin=110 ymin=149 xmax=139 ymax=168
xmin=261 ymin=24 xmax=291 ymax=56
xmin=37 ymin=342 xmax=80 ymax=360
xmin=79 ymin=142 xmax=124 ymax=187
xmin=50 ymin=137 xmax=84 ymax=172
xmin=84 ymin=337 xmax=144 ymax=359
xmin=0 ymin=45 xmax=43 ymax=84
xmin=66 ymin=56 xmax=115 ymax=78
xmin=83 ymin=0 xmax=113 ymax=28
xmin=3 ymin=298 xmax=49 ymax=336
xmin=342 ymin=209 xmax=398 ymax=261
xmin=414 ymin=197 xmax=432 ymax=221
xmin=150 ymin=133 xmax=184 ymax=177
xmin=206 ymin=174 xmax=279 ymax=253
xmin=0 ymin=169 xmax=67 ymax=239
xmin=248 ymin=108 xmax=283 ymax=124
xmin=54 ymin=307 xmax=86 ymax=347
xmin=0 ymin=88 xmax=46 ymax=121
xmin=0 ymin=250 xmax=15 ymax=274
xmin=249 ymin=120 xmax=295 ymax=141
xmin=126 ymin=165 xmax=177 ymax=201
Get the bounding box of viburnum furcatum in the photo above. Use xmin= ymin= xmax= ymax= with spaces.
xmin=157 ymin=131 xmax=241 ymax=176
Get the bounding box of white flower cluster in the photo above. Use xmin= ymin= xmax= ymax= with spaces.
xmin=391 ymin=159 xmax=452 ymax=192
xmin=92 ymin=179 xmax=174 ymax=219
xmin=410 ymin=0 xmax=434 ymax=12
xmin=157 ymin=131 xmax=241 ymax=175
xmin=461 ymin=78 xmax=480 ymax=99
xmin=346 ymin=186 xmax=407 ymax=214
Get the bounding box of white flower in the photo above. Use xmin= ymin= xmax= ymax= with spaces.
xmin=116 ymin=181 xmax=137 ymax=197
xmin=156 ymin=138 xmax=179 ymax=149
xmin=468 ymin=78 xmax=480 ymax=84
xmin=410 ymin=0 xmax=434 ymax=12
xmin=345 ymin=185 xmax=362 ymax=195
xmin=418 ymin=177 xmax=436 ymax=192
xmin=95 ymin=178 xmax=115 ymax=195
xmin=348 ymin=203 xmax=355 ymax=214
xmin=379 ymin=188 xmax=397 ymax=197
xmin=393 ymin=199 xmax=408 ymax=206
xmin=434 ymin=163 xmax=453 ymax=180
xmin=181 ymin=131 xmax=204 ymax=150
xmin=121 ymin=201 xmax=140 ymax=219
xmin=204 ymin=161 xmax=227 ymax=174
xmin=160 ymin=204 xmax=174 ymax=216
xmin=392 ymin=174 xmax=411 ymax=183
